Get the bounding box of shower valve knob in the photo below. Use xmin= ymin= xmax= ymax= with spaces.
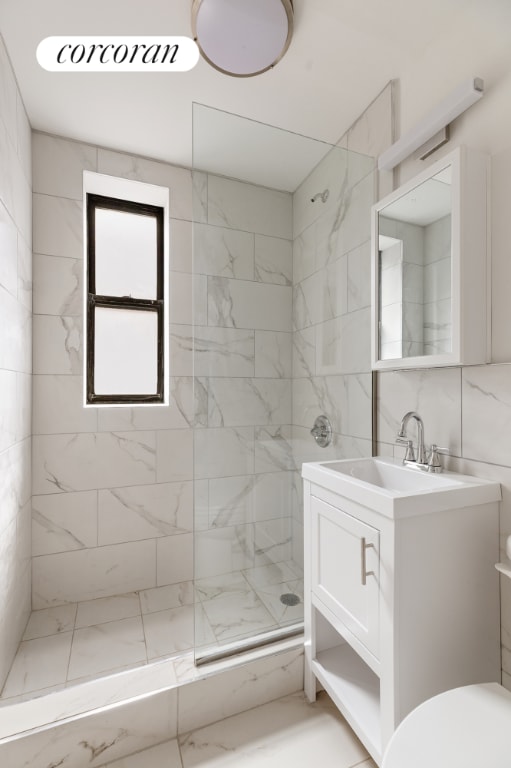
xmin=310 ymin=415 xmax=332 ymax=448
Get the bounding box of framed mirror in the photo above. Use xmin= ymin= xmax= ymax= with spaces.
xmin=371 ymin=146 xmax=489 ymax=370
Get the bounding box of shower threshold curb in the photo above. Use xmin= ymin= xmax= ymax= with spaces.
xmin=0 ymin=636 xmax=304 ymax=768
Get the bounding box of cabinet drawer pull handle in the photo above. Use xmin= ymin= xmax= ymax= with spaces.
xmin=361 ymin=537 xmax=375 ymax=586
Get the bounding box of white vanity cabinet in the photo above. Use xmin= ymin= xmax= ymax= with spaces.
xmin=311 ymin=496 xmax=380 ymax=658
xmin=303 ymin=458 xmax=501 ymax=766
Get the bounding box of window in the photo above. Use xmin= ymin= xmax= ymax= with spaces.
xmin=85 ymin=188 xmax=167 ymax=405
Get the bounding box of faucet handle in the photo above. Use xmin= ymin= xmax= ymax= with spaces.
xmin=427 ymin=444 xmax=449 ymax=472
xmin=395 ymin=436 xmax=416 ymax=462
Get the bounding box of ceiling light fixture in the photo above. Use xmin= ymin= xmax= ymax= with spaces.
xmin=378 ymin=77 xmax=484 ymax=171
xmin=191 ymin=0 xmax=294 ymax=77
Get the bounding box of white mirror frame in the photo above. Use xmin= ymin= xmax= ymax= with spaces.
xmin=371 ymin=146 xmax=489 ymax=370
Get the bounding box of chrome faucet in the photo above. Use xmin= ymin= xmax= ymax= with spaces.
xmin=396 ymin=411 xmax=448 ymax=473
xmin=396 ymin=411 xmax=427 ymax=466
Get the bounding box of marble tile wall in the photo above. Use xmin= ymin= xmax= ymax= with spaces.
xmin=31 ymin=132 xmax=196 ymax=608
xmin=290 ymin=84 xmax=393 ymax=566
xmin=375 ymin=363 xmax=511 ymax=688
xmin=31 ymin=132 xmax=296 ymax=611
xmin=0 ymin=35 xmax=32 ymax=690
xmin=192 ymin=171 xmax=294 ymax=582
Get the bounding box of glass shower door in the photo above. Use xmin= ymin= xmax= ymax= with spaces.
xmin=192 ymin=103 xmax=375 ymax=662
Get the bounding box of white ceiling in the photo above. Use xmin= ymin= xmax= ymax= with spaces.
xmin=0 ymin=0 xmax=504 ymax=183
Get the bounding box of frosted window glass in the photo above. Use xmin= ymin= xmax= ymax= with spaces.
xmin=95 ymin=209 xmax=157 ymax=299
xmin=94 ymin=307 xmax=158 ymax=395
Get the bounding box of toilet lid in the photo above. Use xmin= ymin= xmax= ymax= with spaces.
xmin=382 ymin=683 xmax=511 ymax=768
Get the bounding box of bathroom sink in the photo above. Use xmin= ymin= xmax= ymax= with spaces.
xmin=302 ymin=457 xmax=501 ymax=518
xmin=322 ymin=457 xmax=462 ymax=492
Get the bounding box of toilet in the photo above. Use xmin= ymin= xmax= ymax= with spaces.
xmin=382 ymin=683 xmax=511 ymax=767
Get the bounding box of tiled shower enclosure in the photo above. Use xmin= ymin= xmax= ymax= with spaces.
xmin=0 ymin=68 xmax=393 ymax=711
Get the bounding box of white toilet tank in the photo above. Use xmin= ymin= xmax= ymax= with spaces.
xmin=382 ymin=683 xmax=511 ymax=768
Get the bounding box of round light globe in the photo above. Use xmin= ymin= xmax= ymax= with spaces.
xmin=192 ymin=0 xmax=294 ymax=77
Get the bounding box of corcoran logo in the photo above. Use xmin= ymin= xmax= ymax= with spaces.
xmin=37 ymin=36 xmax=200 ymax=72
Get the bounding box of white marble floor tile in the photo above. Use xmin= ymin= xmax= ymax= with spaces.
xmin=67 ymin=616 xmax=147 ymax=680
xmin=195 ymin=571 xmax=250 ymax=602
xmin=287 ymin=560 xmax=304 ymax=579
xmin=194 ymin=603 xmax=218 ymax=651
xmin=22 ymin=604 xmax=77 ymax=640
xmin=101 ymin=739 xmax=182 ymax=767
xmin=195 ymin=569 xmax=300 ymax=642
xmin=179 ymin=691 xmax=371 ymax=768
xmin=139 ymin=582 xmax=194 ymax=614
xmin=143 ymin=605 xmax=194 ymax=660
xmin=254 ymin=580 xmax=304 ymax=625
xmin=5 ymin=572 xmax=305 ymax=703
xmin=1 ymin=631 xmax=73 ymax=698
xmin=75 ymin=592 xmax=141 ymax=629
xmin=243 ymin=562 xmax=297 ymax=589
xmin=200 ymin=585 xmax=278 ymax=643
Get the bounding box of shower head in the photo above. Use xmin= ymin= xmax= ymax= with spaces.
xmin=311 ymin=189 xmax=329 ymax=203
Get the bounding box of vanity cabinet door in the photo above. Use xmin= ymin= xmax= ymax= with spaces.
xmin=311 ymin=495 xmax=380 ymax=657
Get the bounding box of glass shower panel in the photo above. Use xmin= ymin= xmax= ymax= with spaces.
xmin=192 ymin=104 xmax=375 ymax=662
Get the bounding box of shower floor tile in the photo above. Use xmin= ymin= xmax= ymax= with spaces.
xmin=67 ymin=616 xmax=147 ymax=681
xmin=75 ymin=592 xmax=141 ymax=628
xmin=139 ymin=581 xmax=194 ymax=614
xmin=243 ymin=562 xmax=299 ymax=589
xmin=1 ymin=563 xmax=303 ymax=704
xmin=195 ymin=564 xmax=303 ymax=646
xmin=22 ymin=604 xmax=77 ymax=641
xmin=256 ymin=580 xmax=304 ymax=624
xmin=143 ymin=605 xmax=194 ymax=660
xmin=1 ymin=631 xmax=73 ymax=699
xmin=199 ymin=586 xmax=278 ymax=643
xmin=195 ymin=571 xmax=250 ymax=602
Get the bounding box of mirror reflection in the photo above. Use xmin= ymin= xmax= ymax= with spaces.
xmin=378 ymin=166 xmax=452 ymax=360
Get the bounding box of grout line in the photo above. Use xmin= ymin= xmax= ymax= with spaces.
xmin=63 ymin=600 xmax=79 ymax=685
xmin=138 ymin=591 xmax=150 ymax=665
xmin=71 ymin=601 xmax=78 ymax=630
xmin=64 ymin=613 xmax=76 ymax=685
